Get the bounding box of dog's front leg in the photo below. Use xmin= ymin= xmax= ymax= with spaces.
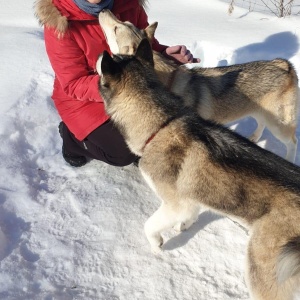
xmin=144 ymin=200 xmax=201 ymax=253
xmin=173 ymin=204 xmax=200 ymax=232
xmin=144 ymin=203 xmax=179 ymax=254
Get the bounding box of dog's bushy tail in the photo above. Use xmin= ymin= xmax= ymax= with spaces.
xmin=277 ymin=236 xmax=300 ymax=284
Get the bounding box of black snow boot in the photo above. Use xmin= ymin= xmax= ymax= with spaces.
xmin=58 ymin=122 xmax=87 ymax=167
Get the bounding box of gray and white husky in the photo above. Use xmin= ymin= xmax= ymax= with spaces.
xmin=97 ymin=39 xmax=300 ymax=300
xmin=98 ymin=9 xmax=299 ymax=162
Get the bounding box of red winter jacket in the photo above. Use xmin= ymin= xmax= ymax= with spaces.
xmin=35 ymin=0 xmax=168 ymax=140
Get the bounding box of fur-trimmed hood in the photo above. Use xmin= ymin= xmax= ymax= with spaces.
xmin=35 ymin=0 xmax=147 ymax=35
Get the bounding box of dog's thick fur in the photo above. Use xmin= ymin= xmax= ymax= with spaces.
xmin=98 ymin=9 xmax=299 ymax=162
xmin=97 ymin=39 xmax=300 ymax=300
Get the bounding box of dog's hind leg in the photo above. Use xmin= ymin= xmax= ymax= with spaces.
xmin=246 ymin=216 xmax=298 ymax=300
xmin=249 ymin=118 xmax=265 ymax=143
xmin=284 ymin=134 xmax=298 ymax=163
xmin=251 ymin=113 xmax=298 ymax=162
xmin=268 ymin=124 xmax=298 ymax=162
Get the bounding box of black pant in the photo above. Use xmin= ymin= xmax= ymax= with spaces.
xmin=62 ymin=120 xmax=139 ymax=167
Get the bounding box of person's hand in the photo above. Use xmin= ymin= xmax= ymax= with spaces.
xmin=163 ymin=45 xmax=200 ymax=64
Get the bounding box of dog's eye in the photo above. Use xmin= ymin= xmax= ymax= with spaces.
xmin=114 ymin=26 xmax=118 ymax=34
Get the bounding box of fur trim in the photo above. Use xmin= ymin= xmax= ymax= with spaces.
xmin=34 ymin=0 xmax=68 ymax=35
xmin=139 ymin=0 xmax=148 ymax=10
xmin=34 ymin=0 xmax=148 ymax=35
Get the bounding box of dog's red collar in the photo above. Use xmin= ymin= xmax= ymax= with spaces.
xmin=141 ymin=108 xmax=189 ymax=152
xmin=142 ymin=124 xmax=168 ymax=152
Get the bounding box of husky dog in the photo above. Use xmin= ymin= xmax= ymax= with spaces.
xmin=98 ymin=9 xmax=299 ymax=162
xmin=97 ymin=39 xmax=300 ymax=300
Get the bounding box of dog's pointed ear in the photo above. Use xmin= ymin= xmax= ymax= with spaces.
xmin=144 ymin=22 xmax=158 ymax=42
xmin=135 ymin=38 xmax=154 ymax=67
xmin=101 ymin=50 xmax=122 ymax=77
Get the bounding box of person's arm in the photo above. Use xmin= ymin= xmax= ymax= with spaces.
xmin=44 ymin=26 xmax=103 ymax=102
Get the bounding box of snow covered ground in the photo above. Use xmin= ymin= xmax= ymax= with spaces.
xmin=0 ymin=0 xmax=300 ymax=299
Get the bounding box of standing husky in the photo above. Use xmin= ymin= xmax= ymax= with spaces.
xmin=97 ymin=39 xmax=300 ymax=300
xmin=98 ymin=9 xmax=299 ymax=162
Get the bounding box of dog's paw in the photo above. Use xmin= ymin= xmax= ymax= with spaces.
xmin=248 ymin=128 xmax=263 ymax=143
xmin=151 ymin=244 xmax=163 ymax=255
xmin=174 ymin=219 xmax=197 ymax=232
xmin=151 ymin=246 xmax=163 ymax=255
xmin=150 ymin=236 xmax=163 ymax=255
xmin=249 ymin=134 xmax=259 ymax=143
xmin=174 ymin=222 xmax=185 ymax=232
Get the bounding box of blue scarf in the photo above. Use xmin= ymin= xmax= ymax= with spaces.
xmin=73 ymin=0 xmax=114 ymax=17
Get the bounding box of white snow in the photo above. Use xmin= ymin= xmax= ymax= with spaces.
xmin=0 ymin=0 xmax=300 ymax=299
